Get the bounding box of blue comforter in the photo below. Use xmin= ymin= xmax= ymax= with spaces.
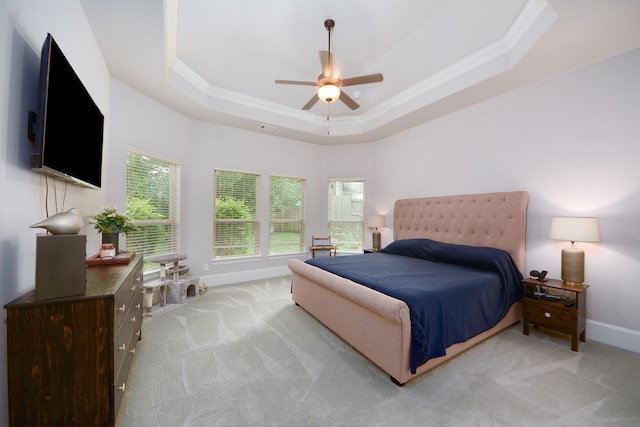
xmin=305 ymin=238 xmax=523 ymax=373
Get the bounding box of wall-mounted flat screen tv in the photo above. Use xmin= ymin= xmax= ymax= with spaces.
xmin=30 ymin=33 xmax=104 ymax=189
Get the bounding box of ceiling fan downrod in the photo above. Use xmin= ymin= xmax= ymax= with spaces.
xmin=324 ymin=19 xmax=334 ymax=54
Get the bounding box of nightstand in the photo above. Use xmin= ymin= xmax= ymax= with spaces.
xmin=522 ymin=277 xmax=589 ymax=351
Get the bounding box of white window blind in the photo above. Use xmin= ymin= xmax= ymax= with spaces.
xmin=269 ymin=175 xmax=305 ymax=254
xmin=214 ymin=169 xmax=260 ymax=258
xmin=126 ymin=150 xmax=181 ymax=270
xmin=328 ymin=178 xmax=365 ymax=251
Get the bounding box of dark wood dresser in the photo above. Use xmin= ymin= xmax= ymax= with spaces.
xmin=4 ymin=254 xmax=144 ymax=426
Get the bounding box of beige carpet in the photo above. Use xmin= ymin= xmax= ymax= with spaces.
xmin=116 ymin=276 xmax=640 ymax=426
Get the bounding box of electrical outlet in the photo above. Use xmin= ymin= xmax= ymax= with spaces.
xmin=203 ymin=263 xmax=209 ymax=271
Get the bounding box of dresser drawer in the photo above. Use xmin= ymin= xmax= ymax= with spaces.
xmin=114 ymin=263 xmax=143 ymax=334
xmin=113 ymin=285 xmax=144 ymax=379
xmin=113 ymin=329 xmax=139 ymax=418
xmin=131 ymin=287 xmax=144 ymax=332
xmin=114 ymin=310 xmax=136 ymax=376
xmin=112 ymin=258 xmax=144 ymax=423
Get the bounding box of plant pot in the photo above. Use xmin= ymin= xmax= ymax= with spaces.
xmin=101 ymin=233 xmax=120 ymax=254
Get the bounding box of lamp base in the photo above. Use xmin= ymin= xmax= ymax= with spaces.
xmin=561 ymin=247 xmax=585 ymax=285
xmin=372 ymin=230 xmax=381 ymax=252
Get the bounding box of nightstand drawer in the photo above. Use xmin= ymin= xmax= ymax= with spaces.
xmin=523 ymin=299 xmax=578 ymax=331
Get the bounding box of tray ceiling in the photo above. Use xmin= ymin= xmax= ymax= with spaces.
xmin=80 ymin=0 xmax=640 ymax=144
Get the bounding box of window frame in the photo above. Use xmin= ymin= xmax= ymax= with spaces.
xmin=327 ymin=177 xmax=365 ymax=252
xmin=269 ymin=174 xmax=306 ymax=255
xmin=213 ymin=168 xmax=261 ymax=260
xmin=125 ymin=148 xmax=181 ymax=271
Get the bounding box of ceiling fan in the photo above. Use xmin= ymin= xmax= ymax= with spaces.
xmin=275 ymin=19 xmax=384 ymax=111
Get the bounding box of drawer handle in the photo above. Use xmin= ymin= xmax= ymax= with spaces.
xmin=118 ymin=304 xmax=126 ymax=312
xmin=118 ymin=343 xmax=126 ymax=352
xmin=135 ymin=303 xmax=141 ymax=309
xmin=130 ymin=316 xmax=136 ymax=323
xmin=545 ymin=312 xmax=551 ymax=318
xmin=130 ymin=348 xmax=136 ymax=355
xmin=136 ymin=277 xmax=141 ymax=282
xmin=130 ymin=285 xmax=136 ymax=292
xmin=136 ymin=330 xmax=141 ymax=338
xmin=118 ymin=383 xmax=126 ymax=392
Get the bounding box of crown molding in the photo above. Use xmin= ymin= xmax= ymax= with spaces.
xmin=163 ymin=0 xmax=556 ymax=138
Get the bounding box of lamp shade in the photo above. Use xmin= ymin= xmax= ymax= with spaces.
xmin=317 ymin=84 xmax=340 ymax=103
xmin=368 ymin=215 xmax=386 ymax=229
xmin=550 ymin=217 xmax=600 ymax=242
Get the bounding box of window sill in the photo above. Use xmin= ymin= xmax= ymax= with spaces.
xmin=268 ymin=252 xmax=307 ymax=260
xmin=212 ymin=255 xmax=263 ymax=265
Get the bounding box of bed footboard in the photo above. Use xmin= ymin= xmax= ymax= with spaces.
xmin=289 ymin=258 xmax=522 ymax=385
xmin=289 ymin=258 xmax=411 ymax=383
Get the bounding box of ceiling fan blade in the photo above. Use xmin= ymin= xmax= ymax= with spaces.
xmin=275 ymin=79 xmax=317 ymax=86
xmin=339 ymin=91 xmax=360 ymax=110
xmin=319 ymin=50 xmax=333 ymax=77
xmin=341 ymin=73 xmax=384 ymax=87
xmin=302 ymin=94 xmax=320 ymax=110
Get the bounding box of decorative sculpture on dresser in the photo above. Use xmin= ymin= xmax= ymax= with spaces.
xmin=29 ymin=207 xmax=83 ymax=235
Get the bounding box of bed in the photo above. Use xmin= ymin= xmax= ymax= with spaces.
xmin=288 ymin=191 xmax=529 ymax=385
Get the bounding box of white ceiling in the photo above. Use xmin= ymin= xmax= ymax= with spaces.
xmin=79 ymin=0 xmax=640 ymax=145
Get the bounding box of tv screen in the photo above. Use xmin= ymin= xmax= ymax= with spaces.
xmin=30 ymin=33 xmax=104 ymax=189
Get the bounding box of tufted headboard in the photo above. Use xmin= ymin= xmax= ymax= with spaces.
xmin=393 ymin=191 xmax=529 ymax=274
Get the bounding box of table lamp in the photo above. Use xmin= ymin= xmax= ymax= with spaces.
xmin=368 ymin=215 xmax=386 ymax=251
xmin=550 ymin=217 xmax=600 ymax=285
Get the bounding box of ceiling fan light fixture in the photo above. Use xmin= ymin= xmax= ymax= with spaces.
xmin=317 ymin=84 xmax=340 ymax=103
xmin=275 ymin=19 xmax=381 ymax=111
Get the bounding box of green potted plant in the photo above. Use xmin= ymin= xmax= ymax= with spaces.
xmin=88 ymin=206 xmax=136 ymax=254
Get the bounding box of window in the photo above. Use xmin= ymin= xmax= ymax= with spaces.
xmin=269 ymin=175 xmax=305 ymax=254
xmin=328 ymin=178 xmax=365 ymax=251
xmin=214 ymin=169 xmax=260 ymax=259
xmin=126 ymin=149 xmax=181 ymax=270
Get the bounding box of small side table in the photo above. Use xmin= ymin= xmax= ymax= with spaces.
xmin=522 ymin=277 xmax=589 ymax=351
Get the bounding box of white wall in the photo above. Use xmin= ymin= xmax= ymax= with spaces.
xmin=1 ymin=1 xmax=113 ymax=425
xmin=109 ymin=79 xmax=191 ymax=248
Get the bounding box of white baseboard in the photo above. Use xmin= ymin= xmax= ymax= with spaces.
xmin=200 ymin=266 xmax=291 ymax=287
xmin=587 ymin=320 xmax=640 ymax=354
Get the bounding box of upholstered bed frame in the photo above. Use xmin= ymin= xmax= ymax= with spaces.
xmin=288 ymin=191 xmax=529 ymax=385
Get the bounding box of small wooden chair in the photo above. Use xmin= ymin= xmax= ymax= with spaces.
xmin=310 ymin=236 xmax=337 ymax=258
